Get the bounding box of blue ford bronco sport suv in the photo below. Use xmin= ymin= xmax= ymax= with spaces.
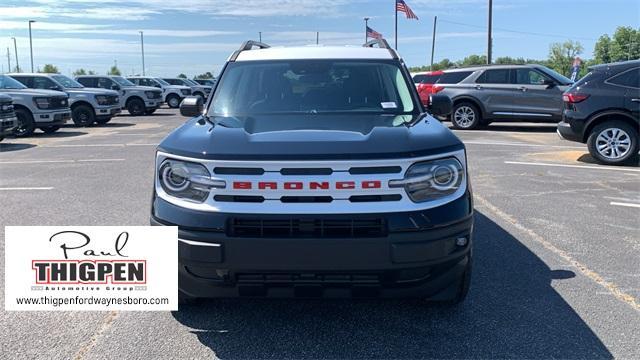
xmin=150 ymin=40 xmax=473 ymax=304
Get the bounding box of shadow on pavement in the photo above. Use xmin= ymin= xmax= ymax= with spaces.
xmin=448 ymin=124 xmax=557 ymax=133
xmin=29 ymin=130 xmax=88 ymax=138
xmin=0 ymin=143 xmax=36 ymax=152
xmin=172 ymin=211 xmax=609 ymax=359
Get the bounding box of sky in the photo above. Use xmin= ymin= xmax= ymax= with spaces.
xmin=0 ymin=0 xmax=638 ymax=77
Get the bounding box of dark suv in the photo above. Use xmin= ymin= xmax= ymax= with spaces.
xmin=436 ymin=65 xmax=573 ymax=129
xmin=558 ymin=60 xmax=639 ymax=165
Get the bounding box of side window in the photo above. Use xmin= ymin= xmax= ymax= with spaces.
xmin=11 ymin=76 xmax=32 ymax=87
xmin=33 ymin=77 xmax=59 ymax=90
xmin=514 ymin=69 xmax=549 ymax=85
xmin=476 ymin=69 xmax=510 ymax=84
xmin=128 ymin=78 xmax=140 ymax=86
xmin=437 ymin=71 xmax=472 ymax=84
xmin=97 ymin=78 xmax=113 ymax=89
xmin=76 ymin=78 xmax=94 ymax=87
xmin=608 ymin=68 xmax=640 ymax=88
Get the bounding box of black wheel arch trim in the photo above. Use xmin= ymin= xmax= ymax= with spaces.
xmin=451 ymin=96 xmax=487 ymax=119
xmin=584 ymin=108 xmax=639 ymax=142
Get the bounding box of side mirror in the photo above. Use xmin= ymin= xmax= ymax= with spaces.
xmin=428 ymin=94 xmax=452 ymax=117
xmin=179 ymin=96 xmax=204 ymax=117
xmin=155 ymin=84 xmax=162 ymax=88
xmin=51 ymin=85 xmax=62 ymax=91
xmin=111 ymin=84 xmax=121 ymax=91
xmin=543 ymin=79 xmax=556 ymax=88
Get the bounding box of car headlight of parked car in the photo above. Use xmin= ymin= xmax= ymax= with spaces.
xmin=145 ymin=91 xmax=158 ymax=99
xmin=158 ymin=159 xmax=225 ymax=203
xmin=389 ymin=157 xmax=465 ymax=202
xmin=95 ymin=95 xmax=110 ymax=105
xmin=33 ymin=97 xmax=51 ymax=109
xmin=0 ymin=104 xmax=13 ymax=111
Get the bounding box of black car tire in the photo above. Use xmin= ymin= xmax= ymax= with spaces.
xmin=127 ymin=98 xmax=145 ymax=116
xmin=587 ymin=120 xmax=639 ymax=166
xmin=41 ymin=126 xmax=60 ymax=134
xmin=95 ymin=118 xmax=111 ymax=125
xmin=145 ymin=109 xmax=156 ymax=115
xmin=72 ymin=104 xmax=95 ymax=126
xmin=167 ymin=94 xmax=181 ymax=109
xmin=451 ymin=102 xmax=482 ymax=130
xmin=14 ymin=108 xmax=36 ymax=137
xmin=178 ymin=290 xmax=198 ymax=305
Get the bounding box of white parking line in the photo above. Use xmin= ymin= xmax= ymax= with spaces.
xmin=505 ymin=161 xmax=640 ymax=173
xmin=610 ymin=202 xmax=640 ymax=208
xmin=464 ymin=141 xmax=583 ymax=149
xmin=0 ymin=187 xmax=54 ymax=191
xmin=42 ymin=143 xmax=157 ymax=148
xmin=0 ymin=158 xmax=125 ymax=165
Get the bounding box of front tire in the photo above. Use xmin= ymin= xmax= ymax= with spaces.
xmin=14 ymin=108 xmax=35 ymax=137
xmin=41 ymin=126 xmax=60 ymax=134
xmin=126 ymin=98 xmax=145 ymax=116
xmin=72 ymin=104 xmax=95 ymax=126
xmin=587 ymin=120 xmax=639 ymax=165
xmin=167 ymin=94 xmax=181 ymax=109
xmin=451 ymin=102 xmax=482 ymax=130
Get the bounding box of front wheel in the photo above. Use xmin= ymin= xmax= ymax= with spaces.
xmin=41 ymin=126 xmax=60 ymax=134
xmin=14 ymin=108 xmax=35 ymax=137
xmin=126 ymin=98 xmax=145 ymax=116
xmin=451 ymin=102 xmax=482 ymax=130
xmin=167 ymin=95 xmax=181 ymax=108
xmin=72 ymin=104 xmax=95 ymax=126
xmin=587 ymin=120 xmax=639 ymax=165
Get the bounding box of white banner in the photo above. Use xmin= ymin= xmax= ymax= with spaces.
xmin=5 ymin=226 xmax=178 ymax=311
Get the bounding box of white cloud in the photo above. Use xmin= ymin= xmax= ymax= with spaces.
xmin=0 ymin=21 xmax=109 ymax=31
xmin=62 ymin=29 xmax=241 ymax=37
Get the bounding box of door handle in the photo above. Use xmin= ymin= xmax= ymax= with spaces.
xmin=632 ymin=98 xmax=640 ymax=102
xmin=519 ymin=86 xmax=527 ymax=92
xmin=475 ymin=85 xmax=482 ymax=90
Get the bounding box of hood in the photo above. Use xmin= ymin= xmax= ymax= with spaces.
xmin=158 ymin=113 xmax=464 ymax=160
xmin=65 ymin=88 xmax=118 ymax=96
xmin=0 ymin=88 xmax=68 ymax=97
xmin=165 ymin=85 xmax=190 ymax=90
xmin=0 ymin=93 xmax=11 ymax=102
xmin=123 ymin=85 xmax=161 ymax=92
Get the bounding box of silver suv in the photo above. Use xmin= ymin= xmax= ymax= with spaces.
xmin=76 ymin=75 xmax=163 ymax=116
xmin=435 ymin=64 xmax=574 ymax=129
xmin=0 ymin=93 xmax=18 ymax=142
xmin=162 ymin=78 xmax=211 ymax=102
xmin=0 ymin=75 xmax=71 ymax=136
xmin=127 ymin=76 xmax=191 ymax=109
xmin=10 ymin=73 xmax=120 ymax=126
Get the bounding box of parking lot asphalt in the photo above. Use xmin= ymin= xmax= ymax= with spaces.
xmin=1 ymin=109 xmax=638 ymax=359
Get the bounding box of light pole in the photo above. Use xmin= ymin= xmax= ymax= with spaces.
xmin=139 ymin=31 xmax=145 ymax=76
xmin=11 ymin=37 xmax=19 ymax=72
xmin=364 ymin=17 xmax=370 ymax=43
xmin=259 ymin=31 xmax=262 ymax=42
xmin=28 ymin=20 xmax=35 ymax=72
xmin=487 ymin=0 xmax=493 ymax=64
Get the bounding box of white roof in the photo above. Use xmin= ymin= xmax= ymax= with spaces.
xmin=233 ymin=46 xmax=397 ymax=61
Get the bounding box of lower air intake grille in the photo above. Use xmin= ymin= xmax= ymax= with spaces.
xmin=228 ymin=218 xmax=387 ymax=238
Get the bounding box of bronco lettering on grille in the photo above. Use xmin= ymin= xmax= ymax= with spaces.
xmin=233 ymin=181 xmax=382 ymax=190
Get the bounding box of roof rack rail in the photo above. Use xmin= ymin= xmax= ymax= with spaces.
xmin=363 ymin=39 xmax=398 ymax=60
xmin=229 ymin=40 xmax=271 ymax=61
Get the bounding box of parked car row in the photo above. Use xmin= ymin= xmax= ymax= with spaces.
xmin=412 ymin=61 xmax=639 ymax=165
xmin=0 ymin=72 xmax=217 ymax=139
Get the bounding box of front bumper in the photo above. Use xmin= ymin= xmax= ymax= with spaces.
xmin=0 ymin=115 xmax=18 ymax=136
xmin=151 ymin=192 xmax=473 ymax=299
xmin=33 ymin=110 xmax=71 ymax=126
xmin=95 ymin=105 xmax=121 ymax=119
xmin=145 ymin=99 xmax=162 ymax=109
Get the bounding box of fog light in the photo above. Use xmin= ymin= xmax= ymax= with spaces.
xmin=455 ymin=237 xmax=468 ymax=246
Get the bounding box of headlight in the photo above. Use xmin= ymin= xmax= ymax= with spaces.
xmin=389 ymin=157 xmax=464 ymax=202
xmin=33 ymin=97 xmax=51 ymax=109
xmin=0 ymin=104 xmax=13 ymax=111
xmin=95 ymin=95 xmax=108 ymax=105
xmin=144 ymin=91 xmax=157 ymax=99
xmin=158 ymin=159 xmax=225 ymax=203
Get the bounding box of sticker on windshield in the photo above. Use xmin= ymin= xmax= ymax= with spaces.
xmin=381 ymin=102 xmax=398 ymax=109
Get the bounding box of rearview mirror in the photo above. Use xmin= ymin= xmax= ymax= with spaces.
xmin=428 ymin=94 xmax=452 ymax=117
xmin=179 ymin=96 xmax=204 ymax=117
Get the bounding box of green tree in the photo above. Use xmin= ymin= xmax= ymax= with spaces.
xmin=194 ymin=71 xmax=214 ymax=79
xmin=456 ymin=54 xmax=486 ymax=67
xmin=73 ymin=68 xmax=87 ymax=76
xmin=609 ymin=26 xmax=640 ymax=61
xmin=108 ymin=65 xmax=121 ymax=76
xmin=40 ymin=64 xmax=59 ymax=73
xmin=593 ymin=34 xmax=612 ymax=64
xmin=548 ymin=40 xmax=583 ymax=76
xmin=177 ymin=73 xmax=187 ymax=78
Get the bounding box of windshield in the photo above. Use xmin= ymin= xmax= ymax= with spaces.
xmin=209 ymin=60 xmax=416 ymax=117
xmin=0 ymin=75 xmax=27 ymax=89
xmin=112 ymin=76 xmax=135 ymax=86
xmin=184 ymin=79 xmax=198 ymax=86
xmin=155 ymin=78 xmax=170 ymax=86
xmin=51 ymin=74 xmax=84 ymax=88
xmin=539 ymin=67 xmax=573 ymax=85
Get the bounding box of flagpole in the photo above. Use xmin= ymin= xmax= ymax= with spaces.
xmin=394 ymin=1 xmax=398 ymax=49
xmin=364 ymin=17 xmax=369 ymax=43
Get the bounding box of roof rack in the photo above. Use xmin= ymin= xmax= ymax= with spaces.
xmin=363 ymin=39 xmax=398 ymax=60
xmin=229 ymin=40 xmax=271 ymax=61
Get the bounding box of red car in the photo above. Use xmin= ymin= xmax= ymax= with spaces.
xmin=412 ymin=71 xmax=443 ymax=105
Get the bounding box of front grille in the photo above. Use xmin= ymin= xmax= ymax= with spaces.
xmin=149 ymin=91 xmax=162 ymax=99
xmin=228 ymin=218 xmax=387 ymax=238
xmin=0 ymin=102 xmax=14 ymax=117
xmin=48 ymin=96 xmax=68 ymax=109
xmin=180 ymin=89 xmax=191 ymax=96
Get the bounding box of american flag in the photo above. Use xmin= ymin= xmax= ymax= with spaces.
xmin=396 ymin=0 xmax=419 ymax=20
xmin=366 ymin=26 xmax=383 ymax=39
